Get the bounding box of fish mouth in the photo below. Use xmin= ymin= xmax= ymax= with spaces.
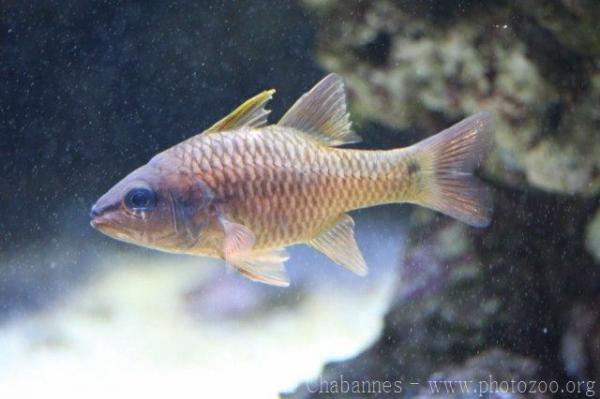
xmin=90 ymin=215 xmax=138 ymax=245
xmin=89 ymin=202 xmax=119 ymax=230
xmin=90 ymin=215 xmax=114 ymax=233
xmin=89 ymin=206 xmax=120 ymax=235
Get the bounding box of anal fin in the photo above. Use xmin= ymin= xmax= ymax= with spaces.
xmin=307 ymin=214 xmax=367 ymax=276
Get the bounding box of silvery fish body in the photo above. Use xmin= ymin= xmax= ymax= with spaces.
xmin=91 ymin=74 xmax=494 ymax=286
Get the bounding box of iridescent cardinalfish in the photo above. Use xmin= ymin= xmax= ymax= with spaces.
xmin=90 ymin=74 xmax=493 ymax=286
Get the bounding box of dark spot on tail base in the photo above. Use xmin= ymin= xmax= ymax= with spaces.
xmin=407 ymin=159 xmax=420 ymax=175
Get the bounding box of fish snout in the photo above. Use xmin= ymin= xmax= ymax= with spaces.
xmin=90 ymin=204 xmax=103 ymax=229
xmin=89 ymin=202 xmax=114 ymax=229
xmin=90 ymin=204 xmax=102 ymax=219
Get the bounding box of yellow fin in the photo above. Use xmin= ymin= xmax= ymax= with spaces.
xmin=204 ymin=89 xmax=275 ymax=133
xmin=278 ymin=73 xmax=361 ymax=146
xmin=307 ymin=214 xmax=367 ymax=276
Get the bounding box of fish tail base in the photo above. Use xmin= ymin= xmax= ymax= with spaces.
xmin=406 ymin=112 xmax=494 ymax=227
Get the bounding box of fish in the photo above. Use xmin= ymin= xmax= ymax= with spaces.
xmin=90 ymin=74 xmax=493 ymax=287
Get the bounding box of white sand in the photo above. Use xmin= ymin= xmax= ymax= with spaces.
xmin=0 ymin=251 xmax=395 ymax=399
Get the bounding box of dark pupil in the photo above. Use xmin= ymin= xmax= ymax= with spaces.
xmin=131 ymin=191 xmax=149 ymax=207
xmin=126 ymin=188 xmax=155 ymax=211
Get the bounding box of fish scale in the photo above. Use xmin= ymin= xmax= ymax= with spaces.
xmin=177 ymin=127 xmax=405 ymax=249
xmin=91 ymin=73 xmax=493 ymax=286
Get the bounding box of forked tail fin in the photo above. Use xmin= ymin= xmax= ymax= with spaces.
xmin=406 ymin=112 xmax=494 ymax=227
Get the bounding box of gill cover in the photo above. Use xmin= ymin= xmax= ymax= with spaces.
xmin=170 ymin=178 xmax=216 ymax=248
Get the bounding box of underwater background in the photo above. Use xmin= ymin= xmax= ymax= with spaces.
xmin=1 ymin=0 xmax=599 ymax=398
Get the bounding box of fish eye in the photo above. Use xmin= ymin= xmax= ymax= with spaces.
xmin=124 ymin=187 xmax=156 ymax=212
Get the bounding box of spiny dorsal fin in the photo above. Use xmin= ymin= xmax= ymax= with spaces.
xmin=278 ymin=73 xmax=361 ymax=146
xmin=307 ymin=214 xmax=367 ymax=276
xmin=204 ymin=89 xmax=275 ymax=133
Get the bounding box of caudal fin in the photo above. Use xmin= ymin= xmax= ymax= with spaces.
xmin=407 ymin=112 xmax=494 ymax=227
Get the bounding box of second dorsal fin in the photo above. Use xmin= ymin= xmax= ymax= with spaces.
xmin=278 ymin=73 xmax=361 ymax=146
xmin=204 ymin=89 xmax=275 ymax=133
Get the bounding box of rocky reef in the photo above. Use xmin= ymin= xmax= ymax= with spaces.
xmin=287 ymin=1 xmax=600 ymax=397
xmin=309 ymin=0 xmax=600 ymax=197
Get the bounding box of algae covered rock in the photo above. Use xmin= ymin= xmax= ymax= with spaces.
xmin=306 ymin=0 xmax=600 ymax=195
xmin=586 ymin=209 xmax=600 ymax=263
xmin=286 ymin=187 xmax=599 ymax=398
xmin=561 ymin=303 xmax=600 ymax=386
xmin=414 ymin=350 xmax=547 ymax=399
xmin=287 ymin=2 xmax=600 ymax=397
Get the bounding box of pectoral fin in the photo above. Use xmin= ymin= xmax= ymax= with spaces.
xmin=220 ymin=217 xmax=256 ymax=257
xmin=307 ymin=214 xmax=367 ymax=276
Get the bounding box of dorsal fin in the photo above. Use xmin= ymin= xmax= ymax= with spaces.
xmin=204 ymin=89 xmax=275 ymax=133
xmin=278 ymin=73 xmax=361 ymax=146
